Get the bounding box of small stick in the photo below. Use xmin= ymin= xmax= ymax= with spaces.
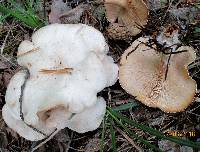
xmin=17 ymin=47 xmax=39 ymax=57
xmin=19 ymin=68 xmax=30 ymax=121
xmin=126 ymin=43 xmax=141 ymax=59
xmin=0 ymin=54 xmax=19 ymax=68
xmin=164 ymin=49 xmax=187 ymax=80
xmin=43 ymin=0 xmax=47 ymax=21
xmin=30 ymin=129 xmax=59 ymax=152
xmin=164 ymin=50 xmax=172 ymax=80
xmin=1 ymin=30 xmax=10 ymax=54
xmin=39 ymin=68 xmax=73 ymax=74
xmin=163 ymin=50 xmax=187 ymax=55
xmin=115 ymin=126 xmax=144 ymax=152
xmin=19 ymin=68 xmax=47 ymax=136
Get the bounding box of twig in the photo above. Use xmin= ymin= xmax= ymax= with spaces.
xmin=39 ymin=67 xmax=73 ymax=74
xmin=0 ymin=54 xmax=18 ymax=68
xmin=164 ymin=49 xmax=172 ymax=80
xmin=161 ymin=0 xmax=174 ymax=25
xmin=19 ymin=68 xmax=47 ymax=136
xmin=17 ymin=47 xmax=40 ymax=57
xmin=1 ymin=29 xmax=10 ymax=54
xmin=65 ymin=132 xmax=74 ymax=152
xmin=126 ymin=43 xmax=141 ymax=59
xmin=186 ymin=111 xmax=200 ymax=117
xmin=30 ymin=129 xmax=59 ymax=152
xmin=43 ymin=0 xmax=47 ymax=21
xmin=19 ymin=68 xmax=29 ymax=121
xmin=115 ymin=126 xmax=144 ymax=152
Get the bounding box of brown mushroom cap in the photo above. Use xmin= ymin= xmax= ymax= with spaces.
xmin=106 ymin=23 xmax=133 ymax=41
xmin=119 ymin=37 xmax=197 ymax=112
xmin=104 ymin=0 xmax=149 ymax=35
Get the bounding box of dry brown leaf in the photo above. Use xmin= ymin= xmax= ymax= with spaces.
xmin=0 ymin=132 xmax=8 ymax=148
xmin=60 ymin=4 xmax=89 ymax=24
xmin=49 ymin=0 xmax=71 ymax=24
xmin=54 ymin=129 xmax=69 ymax=142
xmin=84 ymin=138 xmax=100 ymax=152
xmin=3 ymin=72 xmax=12 ymax=87
xmin=0 ymin=57 xmax=11 ymax=70
xmin=5 ymin=127 xmax=19 ymax=140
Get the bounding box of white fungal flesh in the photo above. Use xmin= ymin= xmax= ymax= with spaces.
xmin=3 ymin=24 xmax=118 ymax=141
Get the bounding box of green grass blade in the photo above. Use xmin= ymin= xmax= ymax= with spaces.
xmin=0 ymin=4 xmax=44 ymax=28
xmin=108 ymin=108 xmax=200 ymax=149
xmin=109 ymin=119 xmax=117 ymax=152
xmin=9 ymin=0 xmax=26 ymax=13
xmin=112 ymin=101 xmax=138 ymax=111
xmin=100 ymin=118 xmax=106 ymax=152
xmin=107 ymin=109 xmax=164 ymax=152
xmin=195 ymin=28 xmax=200 ymax=33
xmin=0 ymin=13 xmax=10 ymax=23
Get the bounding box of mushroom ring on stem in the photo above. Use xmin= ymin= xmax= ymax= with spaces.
xmin=119 ymin=37 xmax=197 ymax=113
xmin=2 ymin=24 xmax=118 ymax=141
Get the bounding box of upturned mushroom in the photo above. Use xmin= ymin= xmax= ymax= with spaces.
xmin=119 ymin=37 xmax=197 ymax=112
xmin=2 ymin=24 xmax=118 ymax=141
xmin=104 ymin=0 xmax=149 ymax=36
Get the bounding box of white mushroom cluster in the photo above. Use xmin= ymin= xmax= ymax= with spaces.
xmin=2 ymin=24 xmax=118 ymax=141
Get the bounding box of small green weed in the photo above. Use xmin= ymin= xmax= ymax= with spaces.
xmin=0 ymin=0 xmax=45 ymax=28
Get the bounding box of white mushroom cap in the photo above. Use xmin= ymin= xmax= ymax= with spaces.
xmin=67 ymin=97 xmax=106 ymax=133
xmin=119 ymin=37 xmax=197 ymax=112
xmin=3 ymin=24 xmax=118 ymax=141
xmin=3 ymin=92 xmax=106 ymax=140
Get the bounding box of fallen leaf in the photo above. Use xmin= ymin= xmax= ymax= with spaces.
xmin=0 ymin=148 xmax=9 ymax=152
xmin=60 ymin=4 xmax=89 ymax=24
xmin=147 ymin=0 xmax=167 ymax=10
xmin=3 ymin=72 xmax=12 ymax=87
xmin=158 ymin=140 xmax=178 ymax=151
xmin=49 ymin=0 xmax=71 ymax=23
xmin=180 ymin=146 xmax=194 ymax=152
xmin=84 ymin=138 xmax=100 ymax=152
xmin=0 ymin=132 xmax=8 ymax=148
xmin=0 ymin=57 xmax=11 ymax=69
xmin=0 ymin=74 xmax=3 ymax=86
xmin=54 ymin=129 xmax=69 ymax=142
xmin=5 ymin=127 xmax=19 ymax=140
xmin=169 ymin=7 xmax=198 ymax=27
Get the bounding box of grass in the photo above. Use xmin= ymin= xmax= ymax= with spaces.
xmin=195 ymin=27 xmax=200 ymax=33
xmin=0 ymin=0 xmax=45 ymax=28
xmin=104 ymin=104 xmax=200 ymax=151
xmin=1 ymin=0 xmax=200 ymax=151
xmin=194 ymin=1 xmax=200 ymax=8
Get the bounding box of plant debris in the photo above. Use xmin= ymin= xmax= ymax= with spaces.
xmin=49 ymin=0 xmax=71 ymax=23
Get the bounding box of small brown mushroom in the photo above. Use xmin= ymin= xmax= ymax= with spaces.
xmin=119 ymin=37 xmax=197 ymax=112
xmin=106 ymin=23 xmax=133 ymax=41
xmin=104 ymin=0 xmax=149 ymax=36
